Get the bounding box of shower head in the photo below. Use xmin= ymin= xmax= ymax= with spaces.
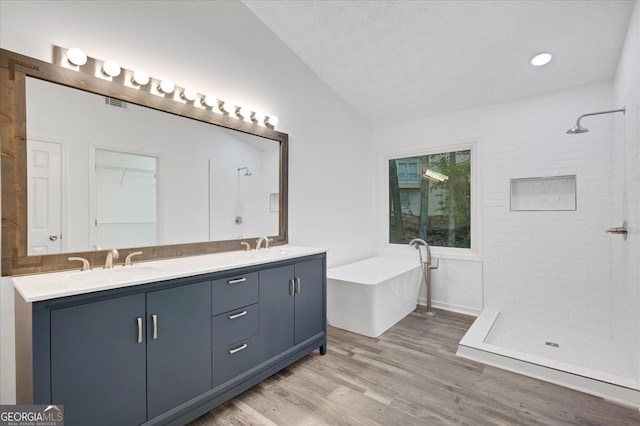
xmin=566 ymin=107 xmax=626 ymax=135
xmin=237 ymin=167 xmax=252 ymax=176
xmin=566 ymin=122 xmax=589 ymax=134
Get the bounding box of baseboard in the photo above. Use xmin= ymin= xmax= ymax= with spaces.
xmin=418 ymin=297 xmax=481 ymax=317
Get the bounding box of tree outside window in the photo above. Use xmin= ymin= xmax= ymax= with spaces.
xmin=389 ymin=149 xmax=471 ymax=248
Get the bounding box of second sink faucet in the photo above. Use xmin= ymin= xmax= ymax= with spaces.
xmin=255 ymin=236 xmax=271 ymax=250
xmin=104 ymin=249 xmax=119 ymax=269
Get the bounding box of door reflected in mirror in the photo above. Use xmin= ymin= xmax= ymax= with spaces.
xmin=26 ymin=77 xmax=281 ymax=255
xmin=27 ymin=138 xmax=62 ymax=255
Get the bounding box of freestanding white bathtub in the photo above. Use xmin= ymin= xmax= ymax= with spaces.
xmin=327 ymin=257 xmax=422 ymax=338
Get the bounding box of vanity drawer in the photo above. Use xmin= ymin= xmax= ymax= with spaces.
xmin=212 ymin=303 xmax=259 ymax=345
xmin=212 ymin=272 xmax=258 ymax=315
xmin=212 ymin=335 xmax=260 ymax=386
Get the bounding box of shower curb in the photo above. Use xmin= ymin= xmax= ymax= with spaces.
xmin=457 ymin=310 xmax=640 ymax=410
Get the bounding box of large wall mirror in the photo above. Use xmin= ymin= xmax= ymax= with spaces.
xmin=1 ymin=49 xmax=288 ymax=276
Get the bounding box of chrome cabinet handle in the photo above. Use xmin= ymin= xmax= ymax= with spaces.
xmin=152 ymin=314 xmax=158 ymax=340
xmin=289 ymin=279 xmax=294 ymax=295
xmin=295 ymin=277 xmax=301 ymax=294
xmin=136 ymin=317 xmax=143 ymax=343
xmin=49 ymin=235 xmax=58 ymax=241
xmin=228 ymin=343 xmax=248 ymax=354
xmin=228 ymin=310 xmax=248 ymax=320
xmin=227 ymin=277 xmax=247 ymax=284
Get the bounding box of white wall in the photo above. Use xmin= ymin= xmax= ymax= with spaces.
xmin=374 ymin=82 xmax=616 ymax=318
xmin=0 ymin=0 xmax=374 ymax=403
xmin=612 ymin=0 xmax=640 ymax=382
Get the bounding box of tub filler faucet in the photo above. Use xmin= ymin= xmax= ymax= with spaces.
xmin=409 ymin=238 xmax=439 ymax=316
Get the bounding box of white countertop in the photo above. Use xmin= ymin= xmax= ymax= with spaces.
xmin=11 ymin=245 xmax=327 ymax=303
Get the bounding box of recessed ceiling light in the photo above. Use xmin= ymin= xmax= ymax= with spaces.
xmin=531 ymin=53 xmax=552 ymax=67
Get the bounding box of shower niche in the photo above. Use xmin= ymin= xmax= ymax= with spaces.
xmin=510 ymin=175 xmax=577 ymax=211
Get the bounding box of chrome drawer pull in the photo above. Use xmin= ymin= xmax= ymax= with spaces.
xmin=152 ymin=314 xmax=158 ymax=340
xmin=136 ymin=317 xmax=143 ymax=343
xmin=228 ymin=343 xmax=248 ymax=354
xmin=295 ymin=277 xmax=301 ymax=294
xmin=289 ymin=279 xmax=294 ymax=295
xmin=228 ymin=310 xmax=248 ymax=320
xmin=227 ymin=277 xmax=247 ymax=284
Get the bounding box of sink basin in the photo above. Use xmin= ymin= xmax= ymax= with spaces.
xmin=65 ymin=265 xmax=163 ymax=284
xmin=239 ymin=247 xmax=297 ymax=262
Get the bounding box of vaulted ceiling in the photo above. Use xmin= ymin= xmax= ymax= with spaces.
xmin=243 ymin=0 xmax=635 ymax=126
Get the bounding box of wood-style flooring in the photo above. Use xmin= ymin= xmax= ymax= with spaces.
xmin=189 ymin=309 xmax=640 ymax=425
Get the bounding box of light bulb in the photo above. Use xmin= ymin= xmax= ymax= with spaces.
xmin=531 ymin=53 xmax=552 ymax=67
xmin=102 ymin=60 xmax=121 ymax=77
xmin=67 ymin=48 xmax=87 ymax=66
xmin=182 ymin=88 xmax=197 ymax=102
xmin=253 ymin=112 xmax=265 ymax=125
xmin=222 ymin=102 xmax=236 ymax=115
xmin=266 ymin=115 xmax=279 ymax=127
xmin=132 ymin=70 xmax=150 ymax=86
xmin=159 ymin=79 xmax=175 ymax=94
xmin=201 ymin=95 xmax=218 ymax=108
xmin=239 ymin=107 xmax=252 ymax=120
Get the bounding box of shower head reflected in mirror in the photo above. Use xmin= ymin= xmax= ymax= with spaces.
xmin=237 ymin=167 xmax=252 ymax=176
xmin=566 ymin=107 xmax=626 ymax=134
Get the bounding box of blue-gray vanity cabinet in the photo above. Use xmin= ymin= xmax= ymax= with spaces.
xmin=259 ymin=265 xmax=295 ymax=360
xmin=293 ymin=259 xmax=324 ymax=346
xmin=48 ymin=280 xmax=212 ymax=426
xmin=146 ymin=282 xmax=212 ymax=419
xmin=26 ymin=253 xmax=326 ymax=426
xmin=50 ymin=294 xmax=147 ymax=426
xmin=259 ymin=258 xmax=326 ymax=361
xmin=211 ymin=272 xmax=259 ymax=316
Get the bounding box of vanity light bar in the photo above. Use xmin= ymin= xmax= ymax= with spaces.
xmin=56 ymin=46 xmax=279 ymax=129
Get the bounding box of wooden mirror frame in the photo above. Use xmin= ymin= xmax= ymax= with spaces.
xmin=0 ymin=49 xmax=288 ymax=276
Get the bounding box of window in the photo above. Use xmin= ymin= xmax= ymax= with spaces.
xmin=389 ymin=149 xmax=471 ymax=248
xmin=396 ymin=160 xmax=420 ymax=187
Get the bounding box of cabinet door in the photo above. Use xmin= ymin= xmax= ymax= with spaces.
xmin=146 ymin=281 xmax=212 ymax=419
xmin=51 ymin=294 xmax=146 ymax=426
xmin=259 ymin=265 xmax=295 ymax=361
xmin=294 ymin=259 xmax=324 ymax=344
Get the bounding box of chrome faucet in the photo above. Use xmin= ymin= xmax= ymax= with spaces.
xmin=68 ymin=256 xmax=91 ymax=271
xmin=255 ymin=236 xmax=271 ymax=250
xmin=241 ymin=242 xmax=251 ymax=251
xmin=124 ymin=251 xmax=143 ymax=266
xmin=104 ymin=249 xmax=119 ymax=269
